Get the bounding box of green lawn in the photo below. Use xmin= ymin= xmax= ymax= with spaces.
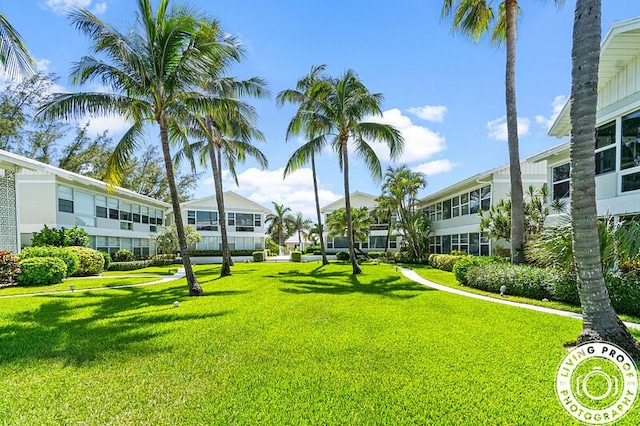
xmin=0 ymin=262 xmax=638 ymax=424
xmin=0 ymin=276 xmax=160 ymax=296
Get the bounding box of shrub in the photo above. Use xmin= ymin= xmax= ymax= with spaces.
xmin=0 ymin=251 xmax=21 ymax=285
xmin=492 ymin=246 xmax=511 ymax=258
xmin=150 ymin=254 xmax=175 ymax=266
xmin=108 ymin=260 xmax=153 ymax=271
xmin=67 ymin=246 xmax=104 ymax=276
xmin=291 ymin=251 xmax=302 ymax=262
xmin=336 ymin=251 xmax=350 ymax=261
xmin=605 ymin=271 xmax=640 ymax=317
xmin=100 ymin=252 xmax=112 ymax=270
xmin=19 ymin=246 xmax=80 ymax=277
xmin=313 ymin=250 xmax=322 ymax=256
xmin=62 ymin=226 xmax=90 ymax=247
xmin=112 ymin=249 xmax=136 ymax=262
xmin=368 ymin=251 xmax=384 ymax=259
xmin=449 ymin=250 xmax=467 ymax=256
xmin=429 ymin=254 xmax=471 ymax=272
xmin=453 ymin=256 xmax=507 ymax=285
xmin=253 ymin=251 xmax=264 ymax=262
xmin=32 ymin=225 xmax=89 ymax=247
xmin=304 ymin=246 xmax=316 ymax=254
xmin=18 ymin=257 xmax=67 ymax=286
xmin=465 ymin=263 xmax=561 ymax=300
xmin=188 ymin=249 xmax=255 ymax=257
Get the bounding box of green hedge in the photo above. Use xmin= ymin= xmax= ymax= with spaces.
xmin=604 ymin=272 xmax=640 ymax=317
xmin=252 ymin=251 xmax=264 ymax=262
xmin=18 ymin=257 xmax=67 ymax=286
xmin=108 ymin=260 xmax=153 ymax=271
xmin=67 ymin=246 xmax=104 ymax=276
xmin=112 ymin=249 xmax=136 ymax=262
xmin=291 ymin=251 xmax=302 ymax=262
xmin=453 ymin=256 xmax=508 ymax=285
xmin=336 ymin=251 xmax=349 ymax=261
xmin=188 ymin=249 xmax=255 ymax=257
xmin=464 ymin=263 xmax=561 ymax=300
xmin=20 ymin=246 xmax=80 ymax=277
xmin=428 ymin=254 xmax=471 ymax=272
xmin=150 ymin=254 xmax=175 ymax=266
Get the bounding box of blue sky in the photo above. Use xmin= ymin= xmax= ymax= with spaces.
xmin=3 ymin=0 xmax=640 ymax=218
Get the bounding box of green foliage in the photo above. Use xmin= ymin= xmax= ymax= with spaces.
xmin=188 ymin=249 xmax=255 ymax=257
xmin=265 ymin=203 xmax=295 ymax=246
xmin=252 ymin=251 xmax=264 ymax=262
xmin=154 ymin=225 xmax=202 ymax=255
xmin=291 ymin=251 xmax=302 ymax=262
xmin=66 ymin=246 xmax=104 ymax=276
xmin=149 ymin=254 xmax=175 ymax=266
xmin=100 ymin=252 xmax=112 ymax=270
xmin=336 ymin=251 xmax=350 ymax=261
xmin=0 ymin=251 xmax=20 ymax=285
xmin=17 ymin=257 xmax=67 ymax=286
xmin=465 ymin=263 xmax=567 ymax=300
xmin=19 ymin=246 xmax=80 ymax=277
xmin=367 ymin=251 xmax=384 ymax=259
xmin=112 ymin=249 xmax=136 ymax=263
xmin=605 ymin=271 xmax=640 ymax=317
xmin=62 ymin=225 xmax=90 ymax=247
xmin=428 ymin=254 xmax=471 ymax=272
xmin=264 ymin=237 xmax=279 ymax=256
xmin=313 ymin=250 xmax=322 ymax=256
xmin=108 ymin=260 xmax=154 ymax=271
xmin=453 ymin=256 xmax=507 ymax=285
xmin=32 ymin=225 xmax=89 ymax=248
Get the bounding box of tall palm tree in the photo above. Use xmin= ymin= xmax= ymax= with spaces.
xmin=277 ymin=65 xmax=330 ymax=265
xmin=0 ymin=13 xmax=34 ymax=78
xmin=291 ymin=212 xmax=312 ymax=252
xmin=326 ymin=207 xmax=375 ymax=256
xmin=279 ymin=69 xmax=404 ymax=274
xmin=442 ymin=0 xmax=565 ymax=264
xmin=569 ymin=0 xmax=640 ymax=358
xmin=178 ymin=77 xmax=269 ymax=277
xmin=374 ymin=193 xmax=395 ymax=255
xmin=265 ymin=202 xmax=294 ymax=249
xmin=38 ymin=0 xmax=243 ymax=295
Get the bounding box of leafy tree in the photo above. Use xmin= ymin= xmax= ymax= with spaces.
xmin=291 ymin=212 xmax=312 ymax=251
xmin=38 ymin=0 xmax=239 ymax=296
xmin=326 ymin=207 xmax=374 ymax=257
xmin=0 ymin=13 xmax=34 ymax=78
xmin=277 ymin=65 xmax=330 ymax=265
xmin=31 ymin=225 xmax=89 ymax=247
xmin=265 ymin=202 xmax=295 ymax=248
xmin=569 ymin=0 xmax=640 ymax=357
xmin=278 ymin=68 xmax=403 ymax=274
xmin=153 ymin=225 xmax=201 ymax=255
xmin=442 ymin=0 xmax=565 ymax=264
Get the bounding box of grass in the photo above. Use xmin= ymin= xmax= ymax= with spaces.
xmin=407 ymin=264 xmax=640 ymax=326
xmin=0 ymin=276 xmax=159 ymax=296
xmin=0 ymin=262 xmax=638 ymax=424
xmin=101 ymin=266 xmax=178 ymax=276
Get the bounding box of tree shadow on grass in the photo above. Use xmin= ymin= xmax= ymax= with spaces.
xmin=278 ymin=271 xmax=433 ymax=299
xmin=0 ymin=285 xmax=231 ymax=366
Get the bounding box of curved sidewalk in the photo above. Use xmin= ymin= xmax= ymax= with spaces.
xmin=401 ymin=267 xmax=640 ymax=331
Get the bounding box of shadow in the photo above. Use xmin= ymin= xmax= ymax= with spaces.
xmin=0 ymin=284 xmax=230 ymax=366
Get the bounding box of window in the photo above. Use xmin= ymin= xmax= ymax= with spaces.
xmin=333 ymin=237 xmax=348 ymax=248
xmin=96 ymin=195 xmax=107 ymax=218
xmin=595 ymin=121 xmax=616 ymax=175
xmin=187 ymin=210 xmax=196 ymax=225
xmin=469 ymin=190 xmax=480 ymax=214
xmin=58 ymin=186 xmax=74 ymax=213
xmin=196 ymin=211 xmax=218 ymax=231
xmin=150 ymin=225 xmax=157 ymax=233
xmin=108 ymin=198 xmax=119 ymax=220
xmin=389 ymin=235 xmax=397 ymax=249
xmin=120 ymin=222 xmax=132 ymax=230
xmin=552 ymin=163 xmax=571 ymax=201
xmin=442 ymin=199 xmax=452 ymax=220
xmin=621 ymin=110 xmax=640 ymax=170
xmin=141 ymin=206 xmax=149 ymax=224
xmin=254 ymin=214 xmax=261 ymax=227
xmin=442 ymin=235 xmax=451 ymax=254
xmin=452 ymin=196 xmax=460 ymax=217
xmin=480 ymin=233 xmax=490 ymax=256
xmin=369 ymin=236 xmax=387 ymax=249
xmin=228 ymin=212 xmax=235 ymax=226
xmin=469 ymin=233 xmax=480 ymax=256
xmin=236 ymin=213 xmax=254 ymax=231
xmin=132 ymin=205 xmax=141 ymax=223
xmin=435 ymin=202 xmax=443 ymax=221
xmin=480 ymin=186 xmax=491 ymax=211
xmin=622 ymin=171 xmax=640 ymax=193
xmin=460 ymin=193 xmax=469 ymax=215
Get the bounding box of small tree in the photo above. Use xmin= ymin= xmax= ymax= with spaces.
xmin=154 ymin=225 xmax=201 ymax=255
xmin=32 ymin=225 xmax=89 ymax=247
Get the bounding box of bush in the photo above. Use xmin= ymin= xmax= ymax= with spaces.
xmin=100 ymin=252 xmax=112 ymax=270
xmin=67 ymin=246 xmax=104 ymax=276
xmin=252 ymin=251 xmax=264 ymax=262
xmin=112 ymin=249 xmax=136 ymax=262
xmin=429 ymin=254 xmax=471 ymax=272
xmin=313 ymin=250 xmax=322 ymax=256
xmin=336 ymin=251 xmax=350 ymax=261
xmin=290 ymin=251 xmax=302 ymax=262
xmin=304 ymin=246 xmax=316 ymax=254
xmin=605 ymin=271 xmax=640 ymax=317
xmin=150 ymin=254 xmax=175 ymax=266
xmin=0 ymin=251 xmax=21 ymax=285
xmin=19 ymin=246 xmax=80 ymax=277
xmin=18 ymin=257 xmax=67 ymax=286
xmin=465 ymin=263 xmax=561 ymax=300
xmin=188 ymin=249 xmax=255 ymax=257
xmin=449 ymin=250 xmax=467 ymax=256
xmin=108 ymin=260 xmax=153 ymax=271
xmin=453 ymin=256 xmax=507 ymax=285
xmin=368 ymin=251 xmax=384 ymax=259
xmin=32 ymin=225 xmax=89 ymax=247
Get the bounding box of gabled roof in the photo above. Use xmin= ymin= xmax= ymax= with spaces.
xmin=0 ymin=148 xmax=170 ymax=207
xmin=180 ymin=190 xmax=271 ymax=214
xmin=526 ymin=141 xmax=570 ymax=163
xmin=549 ymin=17 xmax=640 ymax=137
xmin=320 ymin=191 xmax=378 ymax=212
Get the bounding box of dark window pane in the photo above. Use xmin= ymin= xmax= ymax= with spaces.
xmin=58 ymin=199 xmax=73 ymax=213
xmin=109 ymin=209 xmax=119 ymax=220
xmin=150 ymin=225 xmax=157 ymax=232
xmin=553 ymin=181 xmax=570 ymax=200
xmin=157 ymin=218 xmax=163 ymax=226
xmin=469 ymin=233 xmax=480 ymax=256
xmin=622 ymin=172 xmax=640 ymax=192
xmin=442 ymin=235 xmax=451 ymax=254
xmin=621 ymin=110 xmax=640 ymax=170
xmin=96 ymin=206 xmax=107 ymax=218
xmin=480 ymin=245 xmax=490 ymax=256
xmin=442 ymin=199 xmax=451 ymax=220
xmin=596 ymin=147 xmax=616 ymax=175
xmin=481 ymin=198 xmax=490 ymax=211
xmin=596 ymin=121 xmax=616 ymax=149
xmin=150 ymin=217 xmax=157 ymax=225
xmin=469 ymin=190 xmax=480 ymax=214
xmin=142 ymin=215 xmax=149 ymax=224
xmin=553 ymin=163 xmax=570 ymax=182
xmin=133 ymin=213 xmax=141 ymax=223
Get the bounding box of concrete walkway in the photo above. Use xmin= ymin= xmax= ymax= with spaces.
xmin=0 ymin=268 xmax=186 ymax=299
xmin=401 ymin=268 xmax=640 ymax=330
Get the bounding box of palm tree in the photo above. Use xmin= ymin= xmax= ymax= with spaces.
xmin=569 ymin=0 xmax=640 ymax=358
xmin=277 ymin=65 xmax=330 ymax=265
xmin=38 ymin=0 xmax=243 ymax=296
xmin=326 ymin=207 xmax=375 ymax=257
xmin=265 ymin=202 xmax=294 ymax=250
xmin=442 ymin=0 xmax=565 ymax=264
xmin=374 ymin=193 xmax=395 ymax=255
xmin=178 ymin=77 xmax=268 ymax=277
xmin=291 ymin=212 xmax=312 ymax=252
xmin=278 ymin=69 xmax=404 ymax=274
xmin=0 ymin=13 xmax=34 ymax=78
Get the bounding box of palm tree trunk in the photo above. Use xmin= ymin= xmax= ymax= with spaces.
xmin=505 ymin=0 xmax=525 ymax=264
xmin=571 ymin=0 xmax=640 ymax=359
xmin=209 ymin=141 xmax=231 ymax=277
xmin=341 ymin=140 xmax=361 ymax=274
xmin=384 ymin=209 xmax=391 ymax=255
xmin=159 ymin=120 xmax=203 ymax=296
xmin=311 ymin=154 xmax=329 ymax=265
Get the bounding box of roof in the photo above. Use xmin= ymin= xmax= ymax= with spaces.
xmin=549 ymin=17 xmax=640 ymax=137
xmin=526 ymin=141 xmax=570 ymax=163
xmin=0 ymin=148 xmax=170 ymax=208
xmin=420 ymin=163 xmax=508 ymax=204
xmin=320 ymin=191 xmax=378 ymax=212
xmin=180 ymin=190 xmax=271 ymax=213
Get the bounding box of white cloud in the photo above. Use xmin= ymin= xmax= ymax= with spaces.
xmin=412 ymin=159 xmax=457 ymax=176
xmin=80 ymin=114 xmax=131 ymax=137
xmin=43 ymin=0 xmax=106 ymax=15
xmin=200 ymin=167 xmax=341 ymax=219
xmin=406 ymin=105 xmax=448 ymax=123
xmin=486 ymin=116 xmax=531 ymax=141
xmin=535 ymin=95 xmax=568 ymax=130
xmin=365 ymin=108 xmax=446 ymax=163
